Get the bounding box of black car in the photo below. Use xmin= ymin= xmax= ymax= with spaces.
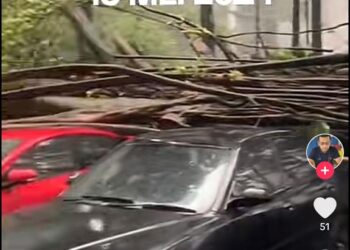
xmin=2 ymin=126 xmax=348 ymax=250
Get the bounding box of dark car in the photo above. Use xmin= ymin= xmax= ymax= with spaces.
xmin=2 ymin=126 xmax=348 ymax=250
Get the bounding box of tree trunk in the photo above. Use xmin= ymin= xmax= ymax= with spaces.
xmin=63 ymin=5 xmax=115 ymax=63
xmin=78 ymin=4 xmax=93 ymax=62
xmin=311 ymin=0 xmax=322 ymax=55
xmin=200 ymin=6 xmax=215 ymax=55
xmin=253 ymin=0 xmax=263 ymax=58
xmin=292 ymin=0 xmax=300 ymax=47
xmin=304 ymin=0 xmax=310 ymax=45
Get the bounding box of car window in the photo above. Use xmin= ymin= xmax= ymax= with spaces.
xmin=11 ymin=138 xmax=78 ymax=176
xmin=11 ymin=135 xmax=118 ymax=177
xmin=74 ymin=136 xmax=119 ymax=167
xmin=232 ymin=133 xmax=312 ymax=198
xmin=2 ymin=139 xmax=22 ymax=160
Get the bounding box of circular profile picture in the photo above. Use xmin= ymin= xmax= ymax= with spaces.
xmin=306 ymin=133 xmax=344 ymax=169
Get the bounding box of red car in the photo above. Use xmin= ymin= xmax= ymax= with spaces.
xmin=2 ymin=126 xmax=130 ymax=215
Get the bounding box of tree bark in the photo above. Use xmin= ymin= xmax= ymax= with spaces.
xmin=78 ymin=4 xmax=93 ymax=61
xmin=200 ymin=6 xmax=215 ymax=55
xmin=110 ymin=32 xmax=153 ymax=68
xmin=292 ymin=0 xmax=300 ymax=47
xmin=63 ymin=5 xmax=115 ymax=63
xmin=304 ymin=0 xmax=310 ymax=45
xmin=253 ymin=0 xmax=264 ymax=58
xmin=311 ymin=0 xmax=322 ymax=55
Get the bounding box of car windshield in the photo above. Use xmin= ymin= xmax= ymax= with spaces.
xmin=2 ymin=139 xmax=22 ymax=160
xmin=65 ymin=142 xmax=231 ymax=213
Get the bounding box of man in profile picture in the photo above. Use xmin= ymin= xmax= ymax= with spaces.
xmin=308 ymin=134 xmax=342 ymax=168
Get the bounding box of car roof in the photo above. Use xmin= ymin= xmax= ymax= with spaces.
xmin=137 ymin=125 xmax=297 ymax=148
xmin=2 ymin=126 xmax=116 ymax=140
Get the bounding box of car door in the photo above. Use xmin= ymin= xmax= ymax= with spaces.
xmin=232 ymin=132 xmax=335 ymax=250
xmin=266 ymin=134 xmax=336 ymax=250
xmin=2 ymin=138 xmax=27 ymax=214
xmin=191 ymin=137 xmax=278 ymax=250
xmin=219 ymin=134 xmax=286 ymax=250
xmin=2 ymin=179 xmax=22 ymax=214
xmin=208 ymin=132 xmax=329 ymax=250
xmin=3 ymin=136 xmax=81 ymax=212
xmin=4 ymin=135 xmax=119 ymax=213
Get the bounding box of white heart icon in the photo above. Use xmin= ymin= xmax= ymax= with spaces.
xmin=313 ymin=197 xmax=337 ymax=219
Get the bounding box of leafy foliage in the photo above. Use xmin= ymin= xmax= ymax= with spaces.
xmin=269 ymin=49 xmax=312 ymax=60
xmin=2 ymin=0 xmax=64 ymax=72
xmin=2 ymin=1 xmax=203 ymax=71
xmin=94 ymin=6 xmax=199 ymax=67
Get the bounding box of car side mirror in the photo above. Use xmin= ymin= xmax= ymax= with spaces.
xmin=67 ymin=171 xmax=86 ymax=185
xmin=7 ymin=169 xmax=38 ymax=183
xmin=241 ymin=188 xmax=269 ymax=199
xmin=228 ymin=188 xmax=271 ymax=209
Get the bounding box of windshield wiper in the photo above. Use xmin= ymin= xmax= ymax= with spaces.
xmin=128 ymin=203 xmax=196 ymax=213
xmin=64 ymin=197 xmax=196 ymax=213
xmin=64 ymin=195 xmax=135 ymax=204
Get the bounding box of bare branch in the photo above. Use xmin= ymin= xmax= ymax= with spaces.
xmin=219 ymin=22 xmax=349 ymax=38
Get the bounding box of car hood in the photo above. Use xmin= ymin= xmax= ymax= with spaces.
xmin=2 ymin=201 xmax=216 ymax=250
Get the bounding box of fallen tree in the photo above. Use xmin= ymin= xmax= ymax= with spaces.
xmin=2 ymin=53 xmax=348 ymax=130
